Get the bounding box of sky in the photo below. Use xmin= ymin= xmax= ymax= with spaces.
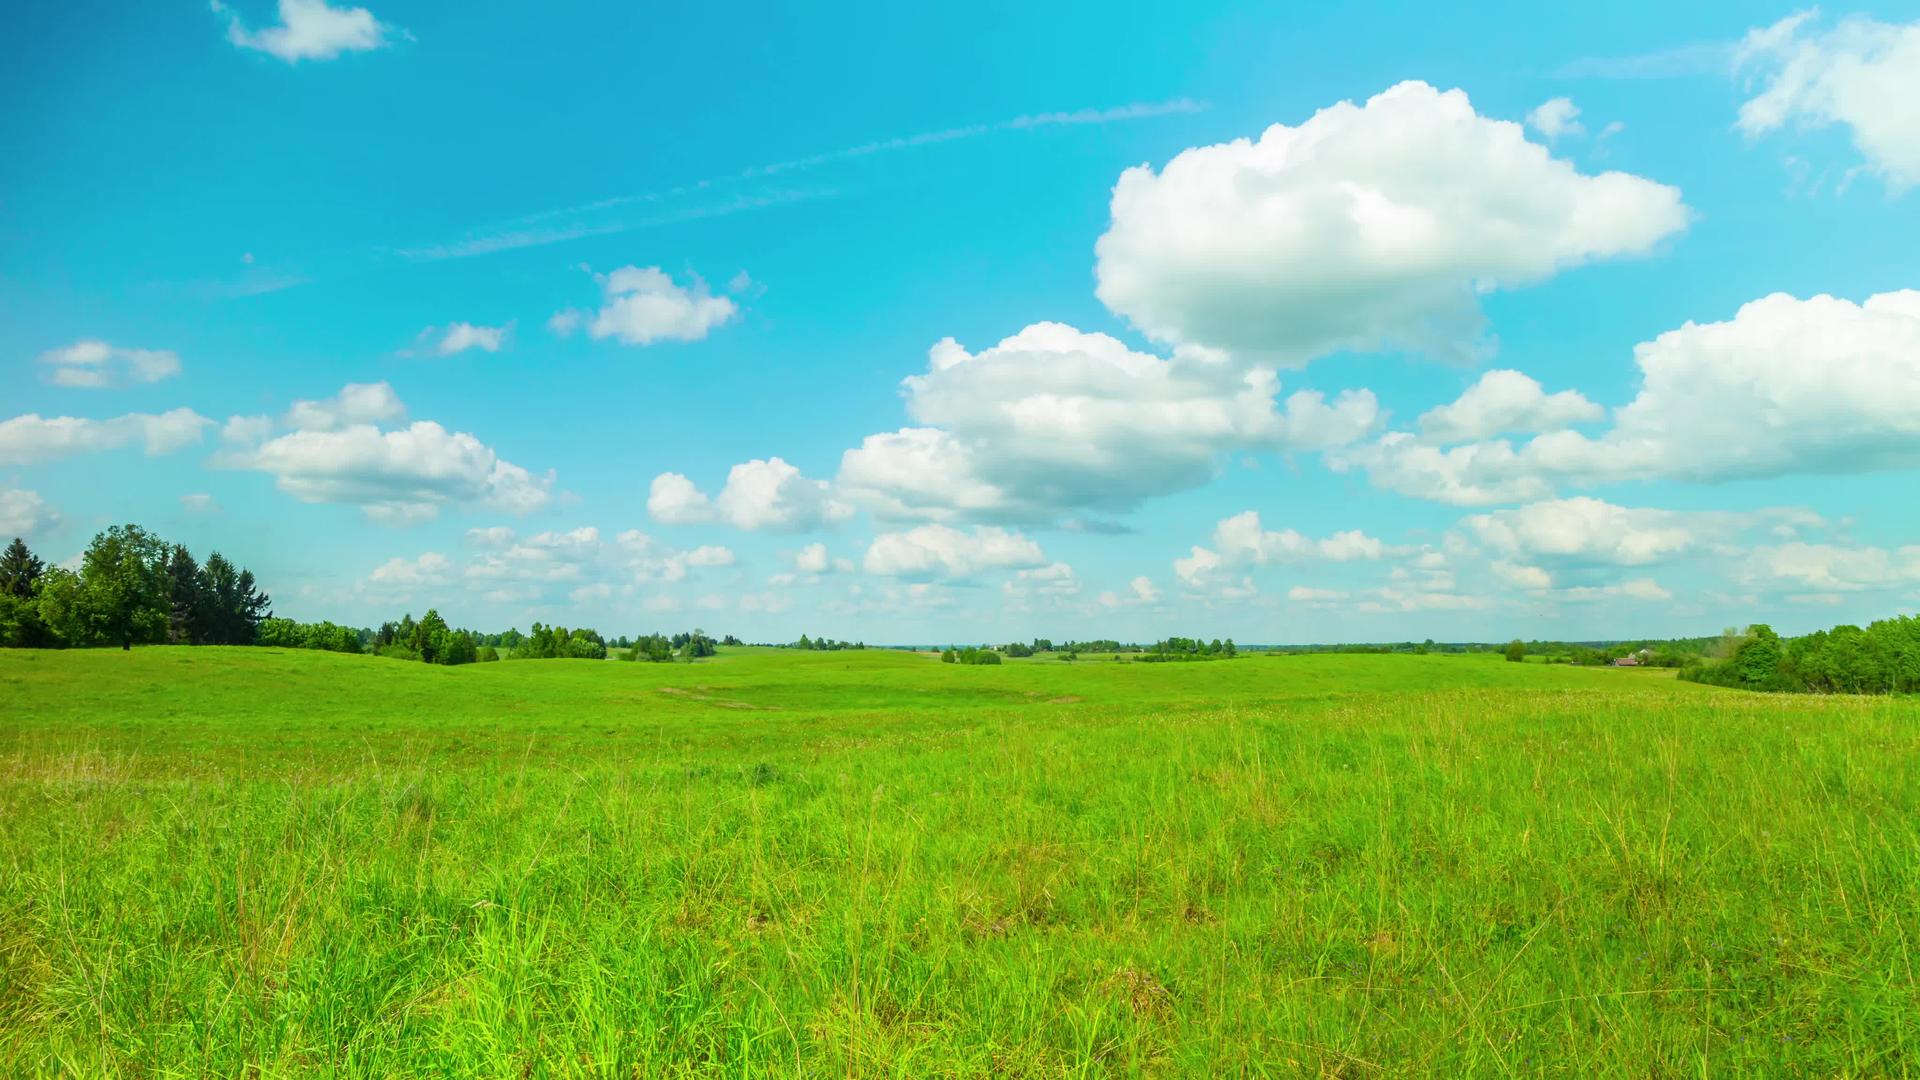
xmin=5 ymin=1 xmax=1920 ymax=645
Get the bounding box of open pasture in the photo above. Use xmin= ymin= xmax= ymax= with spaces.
xmin=2 ymin=647 xmax=1916 ymax=1076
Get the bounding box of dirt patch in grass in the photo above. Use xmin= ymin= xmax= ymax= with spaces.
xmin=655 ymin=686 xmax=773 ymax=710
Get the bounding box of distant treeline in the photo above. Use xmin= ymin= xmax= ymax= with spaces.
xmin=790 ymin=634 xmax=866 ymax=651
xmin=1500 ymin=638 xmax=1720 ymax=667
xmin=1681 ymin=617 xmax=1920 ymax=694
xmin=1267 ymin=639 xmax=1472 ymax=655
xmin=930 ymin=636 xmax=1243 ymax=664
xmin=0 ymin=528 xmax=735 ymax=665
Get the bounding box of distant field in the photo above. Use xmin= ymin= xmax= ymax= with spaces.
xmin=2 ymin=647 xmax=1916 ymax=1075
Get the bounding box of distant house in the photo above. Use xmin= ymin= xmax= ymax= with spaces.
xmin=1611 ymin=655 xmax=1641 ymax=667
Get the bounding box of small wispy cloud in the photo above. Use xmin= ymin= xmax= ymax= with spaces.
xmin=416 ymin=96 xmax=1209 ymax=261
xmin=242 ymin=95 xmax=1208 ymax=272
xmin=396 ymin=189 xmax=835 ymax=262
xmin=212 ymin=0 xmax=402 ymax=63
xmin=404 ymin=321 xmax=512 ymax=357
xmin=1555 ymin=42 xmax=1733 ymax=80
xmin=738 ymin=97 xmax=1209 ymax=182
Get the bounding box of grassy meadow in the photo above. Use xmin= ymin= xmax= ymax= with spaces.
xmin=2 ymin=646 xmax=1917 ymax=1076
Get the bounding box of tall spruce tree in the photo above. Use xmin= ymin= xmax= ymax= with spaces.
xmin=195 ymin=551 xmax=271 ymax=645
xmin=1 ymin=538 xmax=45 ymax=599
xmin=163 ymin=544 xmax=201 ymax=644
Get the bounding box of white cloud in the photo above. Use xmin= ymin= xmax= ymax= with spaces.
xmin=1491 ymin=560 xmax=1554 ymax=590
xmin=1526 ymin=97 xmax=1585 ymax=140
xmin=37 ymin=340 xmax=181 ymax=388
xmin=222 ymin=415 xmax=275 ymax=445
xmin=1357 ymin=585 xmax=1489 ymax=614
xmin=1171 ymin=545 xmax=1222 ymax=587
xmin=1465 ymin=497 xmax=1700 ymax=566
xmin=1343 ymin=290 xmax=1920 ymax=503
xmin=366 ymin=552 xmax=452 ymax=592
xmin=1417 ymin=369 xmax=1602 ymax=443
xmin=1740 ymin=542 xmax=1920 ymax=593
xmin=1094 ymin=81 xmax=1688 ymax=363
xmin=836 ymin=428 xmax=1010 ymax=523
xmin=1331 ymin=434 xmax=1553 ymax=506
xmin=1562 ymin=290 xmax=1920 ymax=482
xmin=863 ymin=524 xmax=1046 ymax=580
xmin=285 ymin=381 xmax=406 ymax=432
xmin=837 ymin=322 xmax=1378 ymax=523
xmin=612 ymin=529 xmax=739 ymax=586
xmin=179 ymin=493 xmax=218 ymax=514
xmin=1550 ymin=577 xmax=1673 ymax=603
xmin=0 ymin=409 xmax=211 ymax=466
xmin=424 ymin=322 xmax=509 ymax=356
xmin=646 ymin=473 xmax=710 ymax=525
xmin=219 ymin=384 xmax=551 ymax=523
xmin=458 ymin=528 xmax=601 ymax=593
xmin=574 ymin=266 xmax=738 ymax=346
xmin=1098 ymin=575 xmax=1163 ymax=608
xmin=793 ymin=542 xmax=831 ymax=574
xmin=683 ymin=544 xmax=736 ymax=568
xmin=1177 ymin=511 xmax=1393 ymax=586
xmin=1621 ymin=578 xmax=1673 ymax=601
xmin=1004 ymin=561 xmax=1081 ymax=599
xmin=465 ymin=525 xmax=516 ymax=548
xmin=1287 ymin=585 xmax=1349 ymax=604
xmin=1737 ymin=11 xmax=1920 ymax=190
xmin=1612 ymin=576 xmax=1674 ymax=599
xmin=214 ymin=0 xmax=398 ymax=63
xmin=783 ymin=542 xmax=853 ymax=579
xmin=648 ymin=457 xmax=848 ymax=532
xmin=376 ymin=526 xmax=738 ymax=608
xmin=0 ymin=489 xmax=56 ymax=537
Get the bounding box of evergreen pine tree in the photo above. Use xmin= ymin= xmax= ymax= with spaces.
xmin=0 ymin=538 xmax=45 ymax=599
xmin=164 ymin=544 xmax=200 ymax=644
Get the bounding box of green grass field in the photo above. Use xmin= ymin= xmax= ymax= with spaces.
xmin=3 ymin=647 xmax=1917 ymax=1076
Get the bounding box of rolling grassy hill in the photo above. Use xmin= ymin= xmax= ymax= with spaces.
xmin=2 ymin=647 xmax=1915 ymax=1075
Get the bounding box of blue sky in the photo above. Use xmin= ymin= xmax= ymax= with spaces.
xmin=5 ymin=0 xmax=1920 ymax=643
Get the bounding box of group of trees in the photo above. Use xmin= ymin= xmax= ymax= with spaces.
xmin=257 ymin=618 xmax=366 ymax=654
xmin=997 ymin=639 xmax=1068 ymax=657
xmin=940 ymin=645 xmax=1002 ymax=665
xmin=514 ymin=623 xmax=608 ymax=660
xmin=1138 ymin=636 xmax=1239 ymax=662
xmin=368 ymin=612 xmax=491 ymax=664
xmin=1 ymin=530 xmax=268 ymax=649
xmin=1056 ymin=639 xmax=1129 ymax=653
xmin=625 ymin=629 xmax=717 ymax=662
xmin=1682 ymin=618 xmax=1920 ymax=694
